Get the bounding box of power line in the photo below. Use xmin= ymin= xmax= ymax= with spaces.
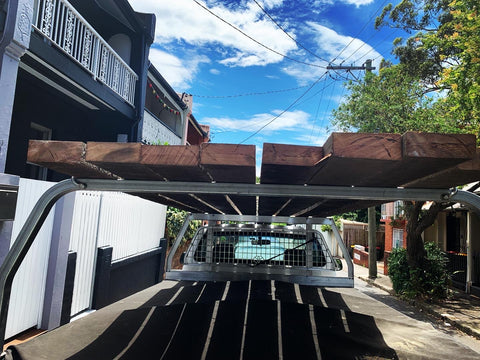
xmin=329 ymin=0 xmax=389 ymax=64
xmin=355 ymin=28 xmax=400 ymax=64
xmin=238 ymin=71 xmax=329 ymax=144
xmin=191 ymin=84 xmax=309 ymax=98
xmin=192 ymin=0 xmax=326 ymax=69
xmin=309 ymin=75 xmax=333 ymax=143
xmin=252 ymin=0 xmax=329 ymax=63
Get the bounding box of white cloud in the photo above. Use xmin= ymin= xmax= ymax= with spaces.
xmin=282 ymin=22 xmax=382 ymax=83
xmin=148 ymin=48 xmax=209 ymax=90
xmin=312 ymin=0 xmax=374 ymax=7
xmin=308 ymin=22 xmax=381 ymax=64
xmin=341 ymin=0 xmax=375 ymax=7
xmin=203 ymin=109 xmax=311 ymax=133
xmin=209 ymin=68 xmax=221 ymax=75
xmin=129 ymin=0 xmax=297 ymax=67
xmin=130 ymin=1 xmax=381 ymax=86
xmin=294 ymin=132 xmax=329 ymax=146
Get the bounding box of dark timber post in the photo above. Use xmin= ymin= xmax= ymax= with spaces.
xmin=368 ymin=206 xmax=377 ymax=279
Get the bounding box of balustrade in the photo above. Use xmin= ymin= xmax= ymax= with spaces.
xmin=33 ymin=0 xmax=137 ymax=106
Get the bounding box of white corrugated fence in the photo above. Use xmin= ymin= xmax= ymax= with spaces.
xmin=6 ymin=180 xmax=167 ymax=338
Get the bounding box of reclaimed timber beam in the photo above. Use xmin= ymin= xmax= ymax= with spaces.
xmin=259 ymin=143 xmax=324 ymax=216
xmin=308 ymin=133 xmax=403 ymax=187
xmin=141 ymin=145 xmax=210 ymax=181
xmin=142 ymin=143 xmax=256 ymax=214
xmin=403 ymin=148 xmax=480 ymax=189
xmin=260 ymin=143 xmax=324 ymax=184
xmin=200 ymin=143 xmax=256 ymax=183
xmin=85 ymin=142 xmax=164 ymax=180
xmin=27 ymin=140 xmax=117 ymax=179
xmin=200 ymin=143 xmax=256 ymax=214
xmin=393 ymin=132 xmax=477 ymax=186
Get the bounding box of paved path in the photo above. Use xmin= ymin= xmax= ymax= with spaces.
xmin=354 ymin=261 xmax=480 ymax=340
xmin=5 ymin=276 xmax=480 ymax=359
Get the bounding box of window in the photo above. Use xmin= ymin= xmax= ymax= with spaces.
xmin=381 ymin=203 xmax=388 ymax=219
xmin=393 ymin=228 xmax=404 ymax=249
xmin=394 ymin=200 xmax=404 ymax=218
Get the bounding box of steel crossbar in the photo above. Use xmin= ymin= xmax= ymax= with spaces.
xmin=1 ymin=177 xmax=479 ymax=351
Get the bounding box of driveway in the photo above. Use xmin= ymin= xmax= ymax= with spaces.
xmin=5 ymin=278 xmax=480 ymax=359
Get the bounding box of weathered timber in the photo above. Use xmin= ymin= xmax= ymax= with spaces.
xmin=86 ymin=142 xmax=164 ymax=180
xmin=143 ymin=143 xmax=256 ymax=214
xmin=200 ymin=143 xmax=256 ymax=183
xmin=308 ymin=133 xmax=403 ymax=186
xmin=26 ymin=133 xmax=480 ymax=217
xmin=199 ymin=143 xmax=256 ymax=214
xmin=391 ymin=132 xmax=477 ymax=186
xmin=27 ymin=140 xmax=116 ymax=179
xmin=403 ymin=132 xmax=475 ymax=159
xmin=258 ymin=143 xmax=324 ymax=216
xmin=260 ymin=143 xmax=324 ymax=184
xmin=141 ymin=145 xmax=210 ymax=181
xmin=403 ymin=149 xmax=480 ymax=189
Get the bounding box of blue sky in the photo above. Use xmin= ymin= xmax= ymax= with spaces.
xmin=128 ymin=0 xmax=402 ymax=174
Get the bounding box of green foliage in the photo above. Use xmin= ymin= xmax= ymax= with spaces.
xmin=373 ymin=0 xmax=480 ymax=137
xmin=388 ymin=243 xmax=450 ymax=300
xmin=165 ymin=207 xmax=200 ymax=246
xmin=387 ymin=247 xmax=410 ymax=294
xmin=331 ymin=65 xmax=460 ymax=134
xmin=320 ymin=207 xmax=381 ymax=232
xmin=151 ymin=140 xmax=170 ymax=145
xmin=424 ymin=0 xmax=480 ymax=127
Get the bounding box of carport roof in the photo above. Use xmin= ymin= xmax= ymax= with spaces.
xmin=27 ymin=132 xmax=480 ymax=217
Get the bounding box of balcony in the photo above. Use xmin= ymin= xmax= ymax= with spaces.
xmin=33 ymin=0 xmax=138 ymax=106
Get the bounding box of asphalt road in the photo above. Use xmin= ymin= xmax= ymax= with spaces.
xmin=6 ymin=279 xmax=480 ymax=359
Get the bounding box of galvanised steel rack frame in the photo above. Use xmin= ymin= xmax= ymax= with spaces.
xmin=1 ymin=177 xmax=479 ymax=350
xmin=165 ymin=213 xmax=350 ymax=286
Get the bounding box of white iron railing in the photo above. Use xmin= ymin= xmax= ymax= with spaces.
xmin=33 ymin=0 xmax=138 ymax=106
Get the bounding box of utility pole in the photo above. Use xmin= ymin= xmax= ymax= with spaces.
xmin=328 ymin=60 xmax=378 ymax=278
xmin=368 ymin=207 xmax=377 ymax=279
xmin=326 ymin=59 xmax=375 ymax=72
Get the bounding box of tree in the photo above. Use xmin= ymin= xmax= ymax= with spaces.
xmin=423 ymin=0 xmax=480 ymax=128
xmin=332 ymin=64 xmax=455 ymax=279
xmin=331 ymin=0 xmax=480 ymax=298
xmin=376 ymin=0 xmax=480 ymax=131
xmin=332 ymin=65 xmax=459 ymax=134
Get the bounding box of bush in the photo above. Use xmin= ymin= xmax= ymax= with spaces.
xmin=166 ymin=207 xmax=200 ymax=246
xmin=422 ymin=242 xmax=450 ymax=299
xmin=388 ymin=247 xmax=410 ymax=294
xmin=388 ymin=243 xmax=450 ymax=300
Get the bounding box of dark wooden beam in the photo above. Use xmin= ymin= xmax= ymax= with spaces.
xmin=86 ymin=142 xmax=163 ymax=180
xmin=307 ymin=133 xmax=402 ymax=186
xmin=27 ymin=140 xmax=116 ymax=179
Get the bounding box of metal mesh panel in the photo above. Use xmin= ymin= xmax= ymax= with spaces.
xmin=185 ymin=225 xmax=337 ymax=270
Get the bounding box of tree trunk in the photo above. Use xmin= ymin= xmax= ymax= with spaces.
xmin=404 ymin=200 xmax=449 ymax=269
xmin=405 ymin=201 xmax=426 ymax=269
